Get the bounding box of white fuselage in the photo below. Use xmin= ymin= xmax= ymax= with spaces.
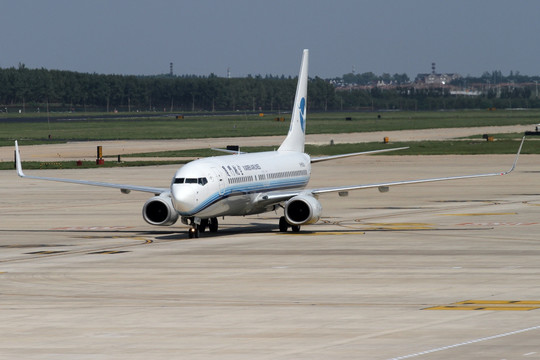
xmin=170 ymin=151 xmax=311 ymax=218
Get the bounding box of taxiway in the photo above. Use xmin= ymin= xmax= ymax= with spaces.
xmin=1 ymin=149 xmax=540 ymax=359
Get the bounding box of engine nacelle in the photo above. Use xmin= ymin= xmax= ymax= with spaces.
xmin=284 ymin=195 xmax=322 ymax=226
xmin=142 ymin=194 xmax=179 ymax=226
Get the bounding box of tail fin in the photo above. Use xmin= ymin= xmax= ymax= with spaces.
xmin=278 ymin=49 xmax=309 ymax=153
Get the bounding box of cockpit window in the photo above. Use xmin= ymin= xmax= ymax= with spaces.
xmin=174 ymin=177 xmax=208 ymax=186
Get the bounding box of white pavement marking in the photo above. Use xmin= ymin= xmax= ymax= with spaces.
xmin=388 ymin=325 xmax=540 ymax=360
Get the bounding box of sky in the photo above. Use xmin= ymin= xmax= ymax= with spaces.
xmin=1 ymin=0 xmax=540 ymax=79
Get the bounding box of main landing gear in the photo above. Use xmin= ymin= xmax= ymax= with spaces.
xmin=279 ymin=216 xmax=300 ymax=233
xmin=188 ymin=217 xmax=219 ymax=238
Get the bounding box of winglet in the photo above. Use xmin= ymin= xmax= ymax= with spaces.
xmin=14 ymin=141 xmax=26 ymax=178
xmin=504 ymin=136 xmax=525 ymax=175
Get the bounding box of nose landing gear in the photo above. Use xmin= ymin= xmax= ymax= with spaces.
xmin=188 ymin=226 xmax=199 ymax=238
xmin=187 ymin=217 xmax=219 ymax=238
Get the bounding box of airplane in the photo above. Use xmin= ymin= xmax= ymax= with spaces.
xmin=14 ymin=49 xmax=525 ymax=238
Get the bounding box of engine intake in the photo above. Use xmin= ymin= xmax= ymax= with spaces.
xmin=284 ymin=195 xmax=322 ymax=226
xmin=142 ymin=195 xmax=179 ymax=226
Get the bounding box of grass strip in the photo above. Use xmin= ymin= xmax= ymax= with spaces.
xmin=3 ymin=138 xmax=533 ymax=170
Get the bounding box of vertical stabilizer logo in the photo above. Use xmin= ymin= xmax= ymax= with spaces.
xmin=299 ymin=97 xmax=306 ymax=133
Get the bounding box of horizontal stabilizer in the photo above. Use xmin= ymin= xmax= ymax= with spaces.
xmin=311 ymin=146 xmax=409 ymax=163
xmin=211 ymin=148 xmax=246 ymax=155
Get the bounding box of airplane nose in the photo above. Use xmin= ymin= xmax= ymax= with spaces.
xmin=171 ymin=185 xmax=195 ymax=214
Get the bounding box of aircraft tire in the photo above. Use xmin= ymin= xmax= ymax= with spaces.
xmin=199 ymin=219 xmax=208 ymax=233
xmin=291 ymin=225 xmax=301 ymax=232
xmin=279 ymin=216 xmax=288 ymax=232
xmin=209 ymin=217 xmax=219 ymax=232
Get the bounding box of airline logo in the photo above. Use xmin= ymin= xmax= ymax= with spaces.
xmin=299 ymin=97 xmax=306 ymax=133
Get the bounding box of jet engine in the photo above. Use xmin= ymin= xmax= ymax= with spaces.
xmin=284 ymin=195 xmax=322 ymax=225
xmin=142 ymin=194 xmax=179 ymax=226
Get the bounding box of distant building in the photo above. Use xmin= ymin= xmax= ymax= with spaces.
xmin=415 ymin=62 xmax=461 ymax=85
xmin=415 ymin=72 xmax=461 ymax=85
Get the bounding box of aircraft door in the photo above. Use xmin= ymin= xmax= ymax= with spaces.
xmin=211 ymin=167 xmax=225 ymax=195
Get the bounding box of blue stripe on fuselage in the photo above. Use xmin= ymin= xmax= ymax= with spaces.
xmin=177 ymin=177 xmax=309 ymax=216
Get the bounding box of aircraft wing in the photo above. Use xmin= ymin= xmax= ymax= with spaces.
xmin=14 ymin=141 xmax=168 ymax=195
xmin=257 ymin=137 xmax=524 ymax=204
xmin=310 ymin=137 xmax=525 ymax=195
